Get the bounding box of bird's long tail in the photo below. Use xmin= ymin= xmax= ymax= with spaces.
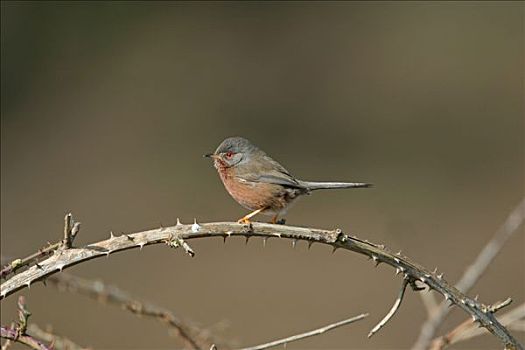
xmin=299 ymin=181 xmax=372 ymax=191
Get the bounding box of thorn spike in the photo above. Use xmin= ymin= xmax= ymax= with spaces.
xmin=308 ymin=241 xmax=314 ymax=249
xmin=263 ymin=237 xmax=267 ymax=247
xmin=176 ymin=218 xmax=182 ymax=226
xmin=292 ymin=239 xmax=297 ymax=248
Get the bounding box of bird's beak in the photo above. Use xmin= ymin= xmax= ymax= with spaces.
xmin=203 ymin=153 xmax=218 ymax=159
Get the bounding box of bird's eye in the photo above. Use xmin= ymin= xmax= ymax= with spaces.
xmin=225 ymin=151 xmax=234 ymax=159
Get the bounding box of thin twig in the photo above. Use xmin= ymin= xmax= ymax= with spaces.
xmin=236 ymin=313 xmax=368 ymax=350
xmin=412 ymin=198 xmax=525 ymax=350
xmin=1 ymin=327 xmax=51 ymax=350
xmin=1 ymin=296 xmax=52 ymax=350
xmin=0 ymin=220 xmax=522 ymax=349
xmin=368 ymin=277 xmax=409 ymax=338
xmin=430 ymin=302 xmax=524 ymax=350
xmin=26 ymin=324 xmax=89 ymax=350
xmin=47 ymin=273 xmax=210 ymax=350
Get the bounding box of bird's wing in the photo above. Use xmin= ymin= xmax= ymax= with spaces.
xmin=235 ymin=154 xmax=304 ymax=189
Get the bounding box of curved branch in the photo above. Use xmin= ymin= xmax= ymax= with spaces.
xmin=1 ymin=221 xmax=522 ymax=349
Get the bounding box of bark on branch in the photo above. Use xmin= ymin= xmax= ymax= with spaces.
xmin=1 ymin=221 xmax=522 ymax=349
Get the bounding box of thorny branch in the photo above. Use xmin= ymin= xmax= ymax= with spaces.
xmin=412 ymin=199 xmax=525 ymax=350
xmin=47 ymin=273 xmax=212 ymax=350
xmin=0 ymin=218 xmax=522 ymax=349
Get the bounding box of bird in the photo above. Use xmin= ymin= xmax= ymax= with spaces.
xmin=204 ymin=137 xmax=371 ymax=224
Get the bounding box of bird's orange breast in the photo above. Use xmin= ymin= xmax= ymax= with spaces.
xmin=217 ymin=166 xmax=287 ymax=212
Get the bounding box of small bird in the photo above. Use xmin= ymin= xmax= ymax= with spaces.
xmin=205 ymin=137 xmax=371 ymax=224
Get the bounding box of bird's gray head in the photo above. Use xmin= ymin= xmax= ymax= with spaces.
xmin=204 ymin=137 xmax=259 ymax=168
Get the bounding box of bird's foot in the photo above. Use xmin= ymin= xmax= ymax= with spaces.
xmin=237 ymin=217 xmax=252 ymax=224
xmin=270 ymin=215 xmax=286 ymax=225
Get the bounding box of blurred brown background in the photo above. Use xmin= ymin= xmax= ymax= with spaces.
xmin=1 ymin=1 xmax=523 ymax=349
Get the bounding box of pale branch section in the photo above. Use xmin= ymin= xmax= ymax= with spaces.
xmin=0 ymin=221 xmax=522 ymax=349
xmin=412 ymin=198 xmax=525 ymax=350
xmin=47 ymin=273 xmax=212 ymax=350
xmin=236 ymin=313 xmax=368 ymax=350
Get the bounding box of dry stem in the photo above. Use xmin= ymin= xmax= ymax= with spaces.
xmin=237 ymin=313 xmax=368 ymax=350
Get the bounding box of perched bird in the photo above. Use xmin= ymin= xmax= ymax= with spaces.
xmin=205 ymin=137 xmax=371 ymax=224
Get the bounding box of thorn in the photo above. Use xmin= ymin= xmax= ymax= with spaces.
xmin=444 ymin=293 xmax=451 ymax=301
xmin=191 ymin=219 xmax=201 ymax=233
xmin=395 ymin=268 xmax=401 ymax=275
xmin=396 ymin=251 xmax=402 ymax=256
xmin=138 ymin=242 xmax=145 ymax=250
xmin=159 ymin=222 xmax=164 ymax=229
xmin=35 ymin=263 xmax=43 ymax=270
xmin=176 ymin=218 xmax=182 ymax=226
xmin=432 ymin=267 xmax=438 ymax=274
xmin=394 ymin=258 xmax=400 ymax=264
xmin=126 ymin=235 xmax=134 ymax=241
xmin=292 ymin=239 xmax=297 ymax=248
xmin=223 ymin=235 xmax=228 ymax=244
xmin=372 ymin=255 xmax=378 ymax=262
xmin=471 ymin=315 xmax=478 ymax=322
xmin=403 ymin=273 xmax=409 ymax=279
xmin=378 ymin=244 xmax=385 ymax=249
xmin=332 ymin=246 xmax=338 ymax=254
xmin=437 ymin=273 xmax=444 ymax=280
xmin=420 ymin=277 xmax=427 ymax=283
xmin=308 ymin=241 xmax=314 ymax=249
xmin=474 ymin=295 xmax=479 ymax=301
xmin=245 ymin=236 xmax=250 ymax=245
xmin=110 ymin=231 xmax=115 ymax=239
xmin=263 ymin=237 xmax=267 ymax=247
xmin=460 ymin=299 xmax=466 ymax=305
xmin=375 ymin=260 xmax=381 ymax=267
xmin=26 ymin=281 xmax=31 ymax=288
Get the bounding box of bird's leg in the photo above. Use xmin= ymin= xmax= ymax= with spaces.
xmin=237 ymin=207 xmax=265 ymax=224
